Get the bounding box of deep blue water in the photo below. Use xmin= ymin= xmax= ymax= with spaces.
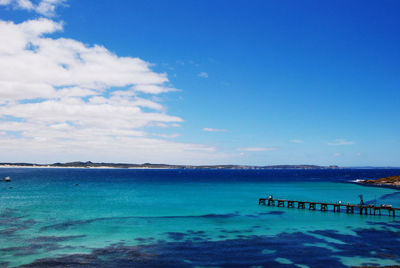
xmin=3 ymin=167 xmax=399 ymax=183
xmin=1 ymin=168 xmax=400 ymax=267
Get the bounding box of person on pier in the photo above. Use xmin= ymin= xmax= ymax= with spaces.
xmin=359 ymin=194 xmax=364 ymax=205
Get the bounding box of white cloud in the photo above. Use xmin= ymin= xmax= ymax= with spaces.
xmin=239 ymin=147 xmax=278 ymax=152
xmin=290 ymin=139 xmax=303 ymax=144
xmin=0 ymin=0 xmax=66 ymax=16
xmin=203 ymin=127 xmax=227 ymax=132
xmin=328 ymin=139 xmax=354 ymax=146
xmin=333 ymin=153 xmax=341 ymax=157
xmin=0 ymin=134 xmax=231 ymax=164
xmin=132 ymin=84 xmax=178 ymax=94
xmin=0 ymin=18 xmax=175 ymax=101
xmin=16 ymin=0 xmax=34 ymax=10
xmin=36 ymin=0 xmax=66 ymax=16
xmin=0 ymin=17 xmax=230 ymax=164
xmin=0 ymin=0 xmax=12 ymax=5
xmin=153 ymin=133 xmax=180 ymax=139
xmin=198 ymin=72 xmax=208 ymax=78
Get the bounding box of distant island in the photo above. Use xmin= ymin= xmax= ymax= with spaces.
xmin=0 ymin=161 xmax=340 ymax=169
xmin=358 ymin=175 xmax=400 ymax=188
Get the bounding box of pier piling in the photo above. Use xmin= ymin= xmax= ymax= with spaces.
xmin=333 ymin=204 xmax=340 ymax=212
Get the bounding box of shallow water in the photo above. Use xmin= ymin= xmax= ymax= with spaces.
xmin=1 ymin=168 xmax=400 ymax=267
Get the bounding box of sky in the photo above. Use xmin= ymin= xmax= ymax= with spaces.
xmin=0 ymin=0 xmax=399 ymax=166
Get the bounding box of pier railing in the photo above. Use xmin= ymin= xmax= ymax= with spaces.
xmin=259 ymin=198 xmax=399 ymax=217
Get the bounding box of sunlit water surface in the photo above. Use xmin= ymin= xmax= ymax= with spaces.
xmin=1 ymin=168 xmax=400 ymax=267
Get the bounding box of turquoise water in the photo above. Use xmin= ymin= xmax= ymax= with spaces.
xmin=1 ymin=168 xmax=400 ymax=267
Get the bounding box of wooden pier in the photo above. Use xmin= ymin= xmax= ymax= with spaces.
xmin=259 ymin=198 xmax=399 ymax=217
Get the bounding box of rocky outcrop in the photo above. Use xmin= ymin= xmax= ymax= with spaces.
xmin=361 ymin=175 xmax=400 ymax=187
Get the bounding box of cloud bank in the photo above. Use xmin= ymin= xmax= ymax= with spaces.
xmin=0 ymin=18 xmax=224 ymax=164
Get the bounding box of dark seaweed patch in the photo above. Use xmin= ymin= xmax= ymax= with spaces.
xmin=310 ymin=227 xmax=400 ymax=260
xmin=40 ymin=219 xmax=94 ymax=232
xmin=187 ymin=230 xmax=205 ymax=235
xmin=0 ymin=227 xmax=20 ymax=235
xmin=220 ymin=229 xmax=241 ymax=234
xmin=23 ymin=231 xmax=346 ymax=268
xmin=0 ymin=232 xmax=85 ymax=259
xmin=258 ymin=211 xmax=285 ymax=216
xmin=39 ymin=216 xmax=137 ymax=231
xmin=0 ymin=208 xmax=18 ymax=218
xmin=378 ymin=192 xmax=400 ymax=200
xmin=246 ymin=211 xmax=285 ymax=218
xmin=16 ymin=218 xmax=400 ymax=267
xmin=25 ymin=222 xmax=400 ymax=268
xmin=1 ymin=243 xmax=65 ymax=257
xmin=235 ymin=235 xmax=246 ymax=238
xmin=40 ymin=213 xmax=241 ymax=232
xmin=165 ymin=232 xmax=187 ymax=241
xmin=197 ymin=213 xmax=239 ymax=219
xmin=0 ymin=209 xmax=37 ymax=241
xmin=0 ymin=261 xmax=10 ymax=267
xmin=366 ymin=220 xmax=400 ymax=229
xmin=135 ymin=237 xmax=151 ymax=243
xmin=28 ymin=235 xmax=86 ymax=243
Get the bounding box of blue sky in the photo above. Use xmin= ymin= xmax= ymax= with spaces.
xmin=0 ymin=0 xmax=399 ymax=166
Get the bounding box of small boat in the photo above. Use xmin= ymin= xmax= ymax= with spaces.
xmin=2 ymin=176 xmax=11 ymax=182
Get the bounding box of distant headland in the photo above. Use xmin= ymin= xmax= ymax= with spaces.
xmin=0 ymin=161 xmax=340 ymax=169
xmin=357 ymin=175 xmax=400 ymax=188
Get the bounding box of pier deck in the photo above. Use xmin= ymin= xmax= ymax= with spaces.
xmin=259 ymin=198 xmax=399 ymax=217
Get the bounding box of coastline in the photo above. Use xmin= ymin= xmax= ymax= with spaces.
xmin=352 ymin=181 xmax=400 ymax=190
xmin=1 ymin=163 xmax=399 ymax=171
xmin=0 ymin=165 xmax=172 ymax=169
xmin=352 ymin=175 xmax=400 ymax=190
xmin=0 ymin=162 xmax=341 ymax=170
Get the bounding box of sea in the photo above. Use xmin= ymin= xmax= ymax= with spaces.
xmin=1 ymin=168 xmax=400 ymax=268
